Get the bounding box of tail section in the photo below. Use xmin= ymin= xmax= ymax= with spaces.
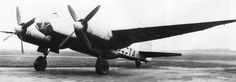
xmin=117 ymin=47 xmax=182 ymax=62
xmin=116 ymin=43 xmax=182 ymax=68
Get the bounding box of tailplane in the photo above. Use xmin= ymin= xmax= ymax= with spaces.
xmin=139 ymin=51 xmax=182 ymax=57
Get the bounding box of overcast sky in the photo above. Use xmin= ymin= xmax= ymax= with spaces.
xmin=1 ymin=0 xmax=236 ymax=51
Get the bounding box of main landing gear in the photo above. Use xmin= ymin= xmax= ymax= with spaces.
xmin=95 ymin=55 xmax=109 ymax=75
xmin=34 ymin=52 xmax=48 ymax=71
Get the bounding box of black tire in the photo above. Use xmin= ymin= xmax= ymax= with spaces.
xmin=135 ymin=60 xmax=141 ymax=68
xmin=95 ymin=58 xmax=109 ymax=75
xmin=34 ymin=56 xmax=47 ymax=71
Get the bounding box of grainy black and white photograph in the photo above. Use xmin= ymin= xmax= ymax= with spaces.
xmin=1 ymin=0 xmax=236 ymax=82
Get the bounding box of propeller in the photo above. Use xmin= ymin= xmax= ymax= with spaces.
xmin=0 ymin=6 xmax=35 ymax=54
xmin=59 ymin=5 xmax=100 ymax=50
xmin=16 ymin=6 xmax=36 ymax=54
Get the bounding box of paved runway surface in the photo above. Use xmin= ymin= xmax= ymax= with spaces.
xmin=1 ymin=54 xmax=236 ymax=82
xmin=1 ymin=66 xmax=236 ymax=82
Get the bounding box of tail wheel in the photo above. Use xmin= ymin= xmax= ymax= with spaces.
xmin=95 ymin=57 xmax=109 ymax=75
xmin=34 ymin=56 xmax=47 ymax=71
xmin=135 ymin=60 xmax=141 ymax=68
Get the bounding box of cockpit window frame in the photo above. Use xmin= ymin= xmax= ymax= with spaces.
xmin=35 ymin=21 xmax=53 ymax=35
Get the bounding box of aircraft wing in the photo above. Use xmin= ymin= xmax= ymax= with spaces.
xmin=109 ymin=19 xmax=236 ymax=49
xmin=139 ymin=51 xmax=182 ymax=57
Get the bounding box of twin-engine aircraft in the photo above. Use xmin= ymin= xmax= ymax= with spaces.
xmin=1 ymin=5 xmax=236 ymax=75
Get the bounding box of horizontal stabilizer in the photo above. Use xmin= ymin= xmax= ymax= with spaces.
xmin=139 ymin=51 xmax=182 ymax=57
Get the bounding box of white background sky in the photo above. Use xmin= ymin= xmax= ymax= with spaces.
xmin=1 ymin=0 xmax=236 ymax=51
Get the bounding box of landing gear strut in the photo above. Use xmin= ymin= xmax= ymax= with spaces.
xmin=95 ymin=55 xmax=109 ymax=75
xmin=34 ymin=50 xmax=48 ymax=71
xmin=135 ymin=60 xmax=141 ymax=68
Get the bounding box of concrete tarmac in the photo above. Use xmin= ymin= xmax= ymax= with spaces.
xmin=1 ymin=66 xmax=236 ymax=82
xmin=1 ymin=54 xmax=236 ymax=82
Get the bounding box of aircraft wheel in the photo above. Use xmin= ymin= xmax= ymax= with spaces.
xmin=135 ymin=60 xmax=141 ymax=68
xmin=95 ymin=57 xmax=109 ymax=75
xmin=34 ymin=56 xmax=47 ymax=71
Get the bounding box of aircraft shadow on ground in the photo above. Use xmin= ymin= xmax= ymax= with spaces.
xmin=110 ymin=60 xmax=236 ymax=69
xmin=148 ymin=60 xmax=236 ymax=68
xmin=42 ymin=68 xmax=133 ymax=76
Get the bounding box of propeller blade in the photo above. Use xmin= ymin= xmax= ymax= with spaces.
xmin=59 ymin=31 xmax=75 ymax=48
xmin=20 ymin=34 xmax=24 ymax=54
xmin=16 ymin=6 xmax=21 ymax=25
xmin=3 ymin=34 xmax=14 ymax=41
xmin=68 ymin=5 xmax=78 ymax=22
xmin=20 ymin=18 xmax=36 ymax=34
xmin=84 ymin=5 xmax=100 ymax=22
xmin=74 ymin=28 xmax=92 ymax=50
xmin=0 ymin=31 xmax=15 ymax=34
xmin=21 ymin=18 xmax=36 ymax=30
xmin=80 ymin=30 xmax=92 ymax=50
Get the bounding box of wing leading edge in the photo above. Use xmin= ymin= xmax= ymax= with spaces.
xmin=109 ymin=19 xmax=236 ymax=49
